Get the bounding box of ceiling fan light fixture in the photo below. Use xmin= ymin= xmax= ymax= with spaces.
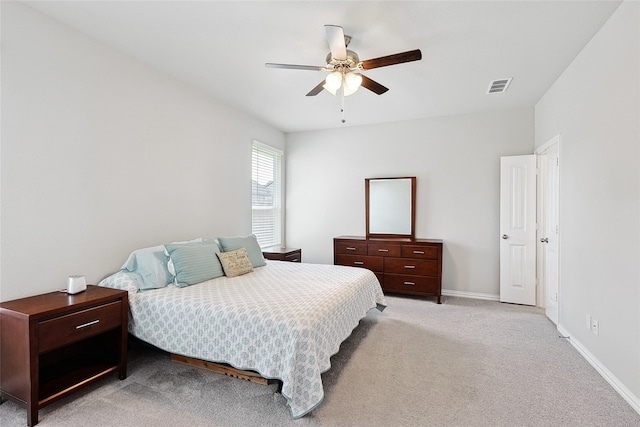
xmin=343 ymin=74 xmax=360 ymax=96
xmin=345 ymin=72 xmax=362 ymax=91
xmin=325 ymin=71 xmax=342 ymax=90
xmin=342 ymin=85 xmax=358 ymax=97
xmin=322 ymin=83 xmax=337 ymax=96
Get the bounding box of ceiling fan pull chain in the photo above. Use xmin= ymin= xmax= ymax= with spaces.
xmin=341 ymin=87 xmax=346 ymax=123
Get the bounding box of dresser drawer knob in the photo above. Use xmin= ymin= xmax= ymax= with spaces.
xmin=404 ymin=265 xmax=416 ymax=269
xmin=76 ymin=319 xmax=100 ymax=329
xmin=413 ymin=250 xmax=425 ymax=254
xmin=346 ymin=247 xmax=357 ymax=251
xmin=378 ymin=249 xmax=389 ymax=252
xmin=403 ymin=281 xmax=416 ymax=286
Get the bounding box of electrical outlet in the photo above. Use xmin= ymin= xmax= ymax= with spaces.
xmin=592 ymin=319 xmax=599 ymax=336
xmin=586 ymin=314 xmax=592 ymax=331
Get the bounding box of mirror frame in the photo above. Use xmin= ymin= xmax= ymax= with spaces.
xmin=365 ymin=176 xmax=416 ymax=240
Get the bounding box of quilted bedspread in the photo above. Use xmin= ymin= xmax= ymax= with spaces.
xmin=99 ymin=261 xmax=386 ymax=418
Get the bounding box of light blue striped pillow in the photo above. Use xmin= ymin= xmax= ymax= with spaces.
xmin=164 ymin=241 xmax=224 ymax=287
xmin=217 ymin=234 xmax=266 ymax=268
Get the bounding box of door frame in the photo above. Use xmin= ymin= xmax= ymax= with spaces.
xmin=536 ymin=135 xmax=561 ymax=321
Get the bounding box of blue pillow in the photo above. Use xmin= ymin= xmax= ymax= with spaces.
xmin=164 ymin=241 xmax=224 ymax=287
xmin=217 ymin=234 xmax=266 ymax=268
xmin=121 ymin=245 xmax=172 ymax=290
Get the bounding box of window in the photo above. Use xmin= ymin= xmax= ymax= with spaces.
xmin=251 ymin=141 xmax=283 ymax=248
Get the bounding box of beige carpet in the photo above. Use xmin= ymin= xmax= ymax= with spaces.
xmin=1 ymin=295 xmax=639 ymax=426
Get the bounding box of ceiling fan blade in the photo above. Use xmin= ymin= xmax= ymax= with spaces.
xmin=325 ymin=25 xmax=347 ymax=61
xmin=306 ymin=80 xmax=326 ymax=96
xmin=360 ymin=75 xmax=389 ymax=95
xmin=360 ymin=49 xmax=422 ymax=70
xmin=265 ymin=63 xmax=326 ymax=71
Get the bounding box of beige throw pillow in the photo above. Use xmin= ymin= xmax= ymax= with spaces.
xmin=216 ymin=248 xmax=254 ymax=278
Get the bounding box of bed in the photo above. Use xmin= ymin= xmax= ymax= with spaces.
xmin=98 ymin=236 xmax=386 ymax=418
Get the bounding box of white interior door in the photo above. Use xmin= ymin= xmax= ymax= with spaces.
xmin=538 ymin=139 xmax=560 ymax=323
xmin=500 ymin=155 xmax=536 ymax=305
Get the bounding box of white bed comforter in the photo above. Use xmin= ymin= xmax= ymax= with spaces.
xmin=99 ymin=261 xmax=386 ymax=418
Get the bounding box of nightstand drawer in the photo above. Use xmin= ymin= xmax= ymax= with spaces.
xmin=283 ymin=251 xmax=301 ymax=262
xmin=39 ymin=301 xmax=122 ymax=353
xmin=262 ymin=247 xmax=302 ymax=262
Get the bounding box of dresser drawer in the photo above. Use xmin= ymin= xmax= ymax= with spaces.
xmin=368 ymin=243 xmax=401 ymax=257
xmin=335 ymin=240 xmax=368 ymax=255
xmin=39 ymin=301 xmax=123 ymax=353
xmin=335 ymin=254 xmax=384 ymax=272
xmin=401 ymin=245 xmax=439 ymax=259
xmin=384 ymin=274 xmax=440 ymax=294
xmin=384 ymin=258 xmax=439 ymax=276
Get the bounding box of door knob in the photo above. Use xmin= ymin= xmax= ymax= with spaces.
xmin=502 ymin=234 xmax=509 ymax=239
xmin=540 ymin=237 xmax=549 ymax=243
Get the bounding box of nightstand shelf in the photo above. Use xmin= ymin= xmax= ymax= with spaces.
xmin=0 ymin=285 xmax=128 ymax=426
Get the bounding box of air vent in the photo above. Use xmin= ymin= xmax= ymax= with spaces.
xmin=487 ymin=78 xmax=512 ymax=94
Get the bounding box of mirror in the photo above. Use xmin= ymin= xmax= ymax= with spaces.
xmin=366 ymin=177 xmax=416 ymax=239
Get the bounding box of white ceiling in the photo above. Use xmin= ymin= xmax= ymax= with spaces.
xmin=24 ymin=1 xmax=621 ymax=133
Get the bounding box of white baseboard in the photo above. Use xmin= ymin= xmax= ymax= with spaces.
xmin=558 ymin=325 xmax=640 ymax=415
xmin=446 ymin=291 xmax=640 ymax=415
xmin=441 ymin=289 xmax=500 ymax=301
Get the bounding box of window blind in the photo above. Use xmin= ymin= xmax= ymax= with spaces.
xmin=251 ymin=141 xmax=282 ymax=248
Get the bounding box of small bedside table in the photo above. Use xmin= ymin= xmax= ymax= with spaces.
xmin=0 ymin=285 xmax=128 ymax=426
xmin=262 ymin=246 xmax=302 ymax=263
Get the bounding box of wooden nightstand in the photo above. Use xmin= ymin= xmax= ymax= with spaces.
xmin=0 ymin=285 xmax=128 ymax=426
xmin=262 ymin=246 xmax=302 ymax=263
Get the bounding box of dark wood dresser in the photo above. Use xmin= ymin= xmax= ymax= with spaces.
xmin=0 ymin=285 xmax=128 ymax=426
xmin=334 ymin=236 xmax=443 ymax=303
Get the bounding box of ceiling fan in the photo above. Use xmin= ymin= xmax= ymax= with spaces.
xmin=265 ymin=25 xmax=422 ymax=98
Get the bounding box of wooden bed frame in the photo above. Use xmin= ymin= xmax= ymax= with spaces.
xmin=170 ymin=354 xmax=279 ymax=386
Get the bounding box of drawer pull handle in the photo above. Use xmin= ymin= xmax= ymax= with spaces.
xmin=290 ymin=258 xmax=299 ymax=262
xmin=76 ymin=319 xmax=100 ymax=329
xmin=346 ymin=247 xmax=357 ymax=251
xmin=354 ymin=261 xmax=364 ymax=265
xmin=413 ymin=250 xmax=425 ymax=254
xmin=378 ymin=249 xmax=389 ymax=252
xmin=404 ymin=265 xmax=416 ymax=269
xmin=403 ymin=281 xmax=416 ymax=286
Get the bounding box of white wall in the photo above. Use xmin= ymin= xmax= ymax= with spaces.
xmin=535 ymin=0 xmax=639 ymax=408
xmin=286 ymin=108 xmax=534 ymax=298
xmin=0 ymin=2 xmax=285 ymax=301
